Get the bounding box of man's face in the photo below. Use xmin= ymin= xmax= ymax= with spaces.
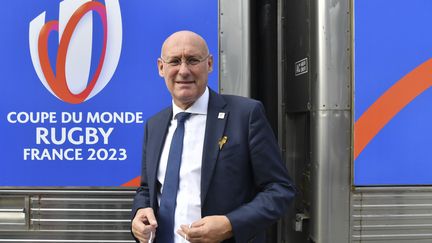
xmin=158 ymin=32 xmax=213 ymax=110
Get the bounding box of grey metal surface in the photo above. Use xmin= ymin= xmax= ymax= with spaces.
xmin=0 ymin=189 xmax=135 ymax=242
xmin=279 ymin=0 xmax=314 ymax=242
xmin=352 ymin=187 xmax=432 ymax=243
xmin=0 ymin=196 xmax=27 ymax=230
xmin=276 ymin=0 xmax=284 ymax=153
xmin=310 ymin=110 xmax=351 ymax=243
xmin=309 ymin=0 xmax=352 ymax=242
xmin=279 ymin=0 xmax=352 ymax=242
xmin=219 ymin=0 xmax=251 ymax=97
xmin=312 ymin=0 xmax=351 ymax=110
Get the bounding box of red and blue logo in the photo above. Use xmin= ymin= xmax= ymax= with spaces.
xmin=29 ymin=0 xmax=122 ymax=104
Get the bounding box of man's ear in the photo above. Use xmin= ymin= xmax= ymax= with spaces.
xmin=207 ymin=55 xmax=214 ymax=73
xmin=157 ymin=58 xmax=164 ymax=77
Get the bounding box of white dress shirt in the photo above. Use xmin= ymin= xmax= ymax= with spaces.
xmin=157 ymin=87 xmax=209 ymax=243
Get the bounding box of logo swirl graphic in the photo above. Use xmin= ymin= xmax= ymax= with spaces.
xmin=29 ymin=0 xmax=122 ymax=104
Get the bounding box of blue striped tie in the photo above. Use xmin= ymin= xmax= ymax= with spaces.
xmin=157 ymin=112 xmax=191 ymax=243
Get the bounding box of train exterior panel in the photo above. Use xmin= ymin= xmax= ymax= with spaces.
xmin=0 ymin=0 xmax=217 ymax=241
xmin=221 ymin=0 xmax=432 ymax=242
xmin=1 ymin=0 xmax=432 ymax=242
xmin=354 ymin=0 xmax=432 ymax=186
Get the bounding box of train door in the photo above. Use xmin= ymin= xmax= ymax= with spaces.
xmin=220 ymin=0 xmax=352 ymax=242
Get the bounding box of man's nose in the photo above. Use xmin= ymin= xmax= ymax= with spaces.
xmin=178 ymin=61 xmax=191 ymax=76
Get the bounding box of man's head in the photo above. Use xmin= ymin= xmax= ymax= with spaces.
xmin=158 ymin=31 xmax=213 ymax=110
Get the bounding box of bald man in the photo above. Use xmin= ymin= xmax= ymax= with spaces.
xmin=131 ymin=31 xmax=295 ymax=243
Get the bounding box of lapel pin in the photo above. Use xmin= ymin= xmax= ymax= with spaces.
xmin=218 ymin=112 xmax=225 ymax=119
xmin=218 ymin=136 xmax=228 ymax=150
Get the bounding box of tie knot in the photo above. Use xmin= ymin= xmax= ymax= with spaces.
xmin=175 ymin=112 xmax=191 ymax=124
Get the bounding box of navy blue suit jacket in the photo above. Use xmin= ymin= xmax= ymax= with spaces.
xmin=132 ymin=89 xmax=295 ymax=242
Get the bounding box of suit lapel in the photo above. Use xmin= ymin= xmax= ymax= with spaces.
xmin=147 ymin=108 xmax=172 ymax=208
xmin=201 ymin=90 xmax=229 ymax=205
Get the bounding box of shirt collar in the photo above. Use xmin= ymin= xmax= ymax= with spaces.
xmin=172 ymin=87 xmax=209 ymax=118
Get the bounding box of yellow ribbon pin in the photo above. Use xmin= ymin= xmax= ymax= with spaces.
xmin=218 ymin=136 xmax=228 ymax=150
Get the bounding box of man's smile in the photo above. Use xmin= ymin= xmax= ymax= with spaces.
xmin=175 ymin=80 xmax=195 ymax=84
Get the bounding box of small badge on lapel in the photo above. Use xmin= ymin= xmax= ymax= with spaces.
xmin=218 ymin=136 xmax=228 ymax=150
xmin=218 ymin=112 xmax=225 ymax=119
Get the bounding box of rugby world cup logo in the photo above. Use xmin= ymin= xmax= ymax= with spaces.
xmin=29 ymin=0 xmax=122 ymax=104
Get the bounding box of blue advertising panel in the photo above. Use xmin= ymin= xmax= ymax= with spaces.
xmin=354 ymin=0 xmax=432 ymax=185
xmin=0 ymin=0 xmax=218 ymax=187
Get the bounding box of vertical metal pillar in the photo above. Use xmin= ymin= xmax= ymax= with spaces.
xmin=309 ymin=0 xmax=351 ymax=242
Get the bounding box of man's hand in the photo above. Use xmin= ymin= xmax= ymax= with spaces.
xmin=131 ymin=208 xmax=158 ymax=243
xmin=177 ymin=215 xmax=233 ymax=243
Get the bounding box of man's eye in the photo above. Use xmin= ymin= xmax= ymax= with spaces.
xmin=187 ymin=58 xmax=200 ymax=65
xmin=167 ymin=59 xmax=181 ymax=66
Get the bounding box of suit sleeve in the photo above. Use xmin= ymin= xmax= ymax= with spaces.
xmin=226 ymin=101 xmax=296 ymax=242
xmin=131 ymin=121 xmax=151 ymax=220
